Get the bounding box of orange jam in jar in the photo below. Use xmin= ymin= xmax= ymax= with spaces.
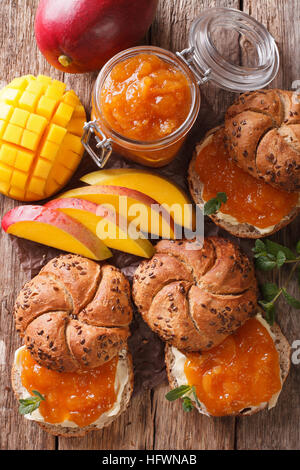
xmin=100 ymin=53 xmax=191 ymax=142
xmin=91 ymin=46 xmax=200 ymax=167
xmin=195 ymin=128 xmax=298 ymax=229
xmin=20 ymin=348 xmax=117 ymax=427
xmin=184 ymin=318 xmax=281 ymax=416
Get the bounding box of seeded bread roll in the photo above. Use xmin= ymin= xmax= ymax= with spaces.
xmin=225 ymin=89 xmax=300 ymax=191
xmin=188 ymin=126 xmax=300 ymax=238
xmin=132 ymin=237 xmax=258 ymax=351
xmin=13 ymin=254 xmax=133 ymax=372
xmin=165 ymin=319 xmax=291 ymax=417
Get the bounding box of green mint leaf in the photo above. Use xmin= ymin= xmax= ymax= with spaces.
xmin=255 ymin=255 xmax=277 ymax=271
xmin=259 ymin=299 xmax=274 ymax=310
xmin=261 ymin=282 xmax=280 ymax=302
xmin=204 ymin=192 xmax=227 ymax=216
xmin=253 ymin=239 xmax=266 ymax=254
xmin=254 ymin=251 xmax=267 ymax=259
xmin=259 ymin=300 xmax=276 ymax=325
xmin=216 ymin=192 xmax=227 ymax=204
xmin=265 ymin=240 xmax=296 ymax=261
xmin=203 ymin=198 xmax=221 ymax=216
xmin=265 ymin=305 xmax=276 ymax=325
xmin=296 ymin=241 xmax=300 ymax=255
xmin=165 ymin=385 xmax=192 ymax=401
xmin=276 ymin=250 xmax=286 ymax=268
xmin=182 ymin=396 xmax=194 ymax=412
xmin=191 ymin=385 xmax=202 ymax=409
xmin=18 ymin=390 xmax=45 ymax=415
xmin=32 ymin=390 xmax=45 ymax=401
xmin=282 ymin=288 xmax=300 ymax=309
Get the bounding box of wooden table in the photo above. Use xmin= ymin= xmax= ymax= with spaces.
xmin=1 ymin=0 xmax=300 ymax=450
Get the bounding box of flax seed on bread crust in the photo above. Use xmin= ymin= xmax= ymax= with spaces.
xmin=225 ymin=89 xmax=300 ymax=192
xmin=132 ymin=237 xmax=258 ymax=352
xmin=14 ymin=254 xmax=133 ymax=372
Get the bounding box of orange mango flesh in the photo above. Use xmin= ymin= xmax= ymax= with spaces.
xmin=100 ymin=53 xmax=191 ymax=142
xmin=49 ymin=205 xmax=155 ymax=258
xmin=80 ymin=169 xmax=194 ymax=231
xmin=3 ymin=204 xmax=112 ymax=260
xmin=20 ymin=348 xmax=117 ymax=427
xmin=184 ymin=318 xmax=282 ymax=416
xmin=60 ymin=185 xmax=175 ymax=239
xmin=0 ymin=75 xmax=86 ymax=201
xmin=7 ymin=220 xmax=109 ymax=261
xmin=195 ymin=128 xmax=298 ymax=229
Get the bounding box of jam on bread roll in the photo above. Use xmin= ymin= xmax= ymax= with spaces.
xmin=165 ymin=313 xmax=290 ymax=417
xmin=188 ymin=126 xmax=299 ymax=238
xmin=14 ymin=254 xmax=133 ymax=372
xmin=132 ymin=237 xmax=258 ymax=352
xmin=12 ymin=345 xmax=133 ymax=437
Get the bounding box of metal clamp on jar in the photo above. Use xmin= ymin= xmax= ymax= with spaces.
xmin=82 ymin=7 xmax=279 ymax=168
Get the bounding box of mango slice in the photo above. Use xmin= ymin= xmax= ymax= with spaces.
xmin=0 ymin=75 xmax=86 ymax=201
xmin=80 ymin=169 xmax=194 ymax=231
xmin=60 ymin=185 xmax=175 ymax=239
xmin=1 ymin=205 xmax=112 ymax=260
xmin=45 ymin=197 xmax=155 ymax=258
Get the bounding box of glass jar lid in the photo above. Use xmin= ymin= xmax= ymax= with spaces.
xmin=186 ymin=7 xmax=279 ymax=92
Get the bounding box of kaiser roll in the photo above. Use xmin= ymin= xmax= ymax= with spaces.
xmin=132 ymin=237 xmax=258 ymax=351
xmin=14 ymin=254 xmax=132 ymax=372
xmin=225 ymin=89 xmax=300 ymax=191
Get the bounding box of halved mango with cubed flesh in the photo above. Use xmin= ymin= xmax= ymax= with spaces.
xmin=0 ymin=75 xmax=86 ymax=201
xmin=45 ymin=198 xmax=155 ymax=258
xmin=1 ymin=205 xmax=112 ymax=261
xmin=60 ymin=185 xmax=175 ymax=239
xmin=80 ymin=169 xmax=194 ymax=231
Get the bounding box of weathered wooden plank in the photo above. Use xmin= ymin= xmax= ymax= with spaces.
xmin=0 ymin=0 xmax=57 ymax=450
xmin=152 ymin=383 xmax=235 ymax=450
xmin=236 ymin=0 xmax=300 ymax=450
xmin=242 ymin=0 xmax=300 ymax=91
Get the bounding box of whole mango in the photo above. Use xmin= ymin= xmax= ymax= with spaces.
xmin=34 ymin=0 xmax=159 ymax=73
xmin=0 ymin=75 xmax=86 ymax=201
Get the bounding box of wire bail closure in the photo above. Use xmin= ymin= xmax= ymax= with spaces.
xmin=176 ymin=47 xmax=211 ymax=85
xmin=81 ymin=120 xmax=112 ymax=168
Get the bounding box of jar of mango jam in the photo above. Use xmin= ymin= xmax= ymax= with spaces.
xmin=88 ymin=46 xmax=200 ymax=167
xmin=82 ymin=8 xmax=279 ymax=168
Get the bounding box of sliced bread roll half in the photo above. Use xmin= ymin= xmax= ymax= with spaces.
xmin=188 ymin=126 xmax=299 ymax=238
xmin=165 ymin=314 xmax=290 ymax=417
xmin=11 ymin=346 xmax=134 ymax=437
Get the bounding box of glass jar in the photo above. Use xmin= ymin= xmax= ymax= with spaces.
xmin=82 ymin=7 xmax=279 ymax=168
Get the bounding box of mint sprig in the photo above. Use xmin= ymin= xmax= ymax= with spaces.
xmin=204 ymin=192 xmax=227 ymax=216
xmin=19 ymin=390 xmax=45 ymax=415
xmin=254 ymin=239 xmax=300 ymax=324
xmin=165 ymin=385 xmax=200 ymax=412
